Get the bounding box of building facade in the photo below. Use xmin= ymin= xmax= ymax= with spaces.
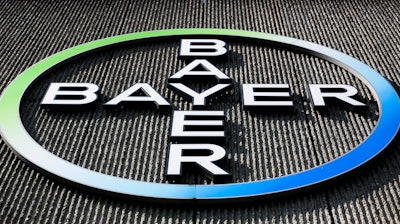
xmin=0 ymin=1 xmax=399 ymax=223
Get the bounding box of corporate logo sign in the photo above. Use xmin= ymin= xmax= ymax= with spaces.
xmin=0 ymin=29 xmax=399 ymax=202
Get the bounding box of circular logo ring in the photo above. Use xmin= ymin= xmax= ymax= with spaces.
xmin=0 ymin=29 xmax=399 ymax=201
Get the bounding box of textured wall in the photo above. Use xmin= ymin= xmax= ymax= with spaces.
xmin=0 ymin=0 xmax=399 ymax=223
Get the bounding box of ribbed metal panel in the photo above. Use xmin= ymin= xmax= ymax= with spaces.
xmin=0 ymin=0 xmax=399 ymax=223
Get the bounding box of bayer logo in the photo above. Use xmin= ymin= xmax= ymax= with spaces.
xmin=0 ymin=29 xmax=398 ymax=201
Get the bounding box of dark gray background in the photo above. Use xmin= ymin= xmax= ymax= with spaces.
xmin=0 ymin=0 xmax=399 ymax=223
